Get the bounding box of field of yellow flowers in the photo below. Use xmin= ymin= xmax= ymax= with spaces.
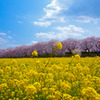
xmin=0 ymin=56 xmax=100 ymax=100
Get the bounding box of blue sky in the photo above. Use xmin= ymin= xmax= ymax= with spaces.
xmin=0 ymin=0 xmax=100 ymax=49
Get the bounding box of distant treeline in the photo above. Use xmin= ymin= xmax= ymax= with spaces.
xmin=0 ymin=37 xmax=100 ymax=58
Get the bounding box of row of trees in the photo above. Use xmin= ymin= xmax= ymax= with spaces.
xmin=0 ymin=37 xmax=100 ymax=58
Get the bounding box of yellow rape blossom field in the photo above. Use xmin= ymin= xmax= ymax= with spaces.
xmin=0 ymin=57 xmax=100 ymax=100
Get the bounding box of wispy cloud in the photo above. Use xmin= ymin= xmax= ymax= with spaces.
xmin=7 ymin=36 xmax=12 ymax=39
xmin=7 ymin=31 xmax=11 ymax=33
xmin=0 ymin=32 xmax=6 ymax=36
xmin=0 ymin=38 xmax=20 ymax=49
xmin=34 ymin=0 xmax=73 ymax=27
xmin=30 ymin=41 xmax=38 ymax=44
xmin=36 ymin=32 xmax=57 ymax=40
xmin=7 ymin=44 xmax=20 ymax=47
xmin=0 ymin=32 xmax=12 ymax=39
xmin=34 ymin=21 xmax=52 ymax=27
xmin=77 ymin=16 xmax=100 ymax=24
xmin=17 ymin=21 xmax=23 ymax=24
xmin=0 ymin=37 xmax=7 ymax=45
xmin=36 ymin=25 xmax=84 ymax=40
xmin=56 ymin=25 xmax=84 ymax=33
xmin=0 ymin=32 xmax=18 ymax=49
xmin=27 ymin=41 xmax=38 ymax=45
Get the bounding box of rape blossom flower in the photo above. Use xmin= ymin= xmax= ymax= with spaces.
xmin=56 ymin=42 xmax=63 ymax=50
xmin=32 ymin=51 xmax=38 ymax=57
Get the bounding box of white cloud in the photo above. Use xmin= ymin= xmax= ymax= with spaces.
xmin=7 ymin=36 xmax=12 ymax=39
xmin=7 ymin=44 xmax=20 ymax=47
xmin=0 ymin=33 xmax=18 ymax=49
xmin=36 ymin=32 xmax=57 ymax=40
xmin=34 ymin=21 xmax=52 ymax=27
xmin=17 ymin=21 xmax=23 ymax=24
xmin=56 ymin=25 xmax=84 ymax=33
xmin=42 ymin=0 xmax=73 ymax=20
xmin=27 ymin=41 xmax=38 ymax=45
xmin=77 ymin=16 xmax=100 ymax=24
xmin=0 ymin=37 xmax=7 ymax=45
xmin=36 ymin=25 xmax=84 ymax=40
xmin=0 ymin=31 xmax=20 ymax=48
xmin=34 ymin=0 xmax=73 ymax=27
xmin=0 ymin=32 xmax=6 ymax=36
xmin=0 ymin=39 xmax=20 ymax=49
xmin=42 ymin=0 xmax=62 ymax=20
xmin=31 ymin=41 xmax=38 ymax=44
xmin=8 ymin=31 xmax=11 ymax=33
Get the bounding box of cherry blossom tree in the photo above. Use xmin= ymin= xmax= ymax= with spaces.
xmin=61 ymin=38 xmax=79 ymax=54
xmin=80 ymin=37 xmax=99 ymax=52
xmin=0 ymin=37 xmax=99 ymax=58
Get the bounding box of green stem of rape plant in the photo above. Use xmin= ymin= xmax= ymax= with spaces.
xmin=33 ymin=57 xmax=38 ymax=70
xmin=43 ymin=42 xmax=63 ymax=73
xmin=32 ymin=51 xmax=40 ymax=72
xmin=68 ymin=58 xmax=74 ymax=66
xmin=43 ymin=45 xmax=57 ymax=71
xmin=32 ymin=42 xmax=63 ymax=73
xmin=44 ymin=57 xmax=51 ymax=68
